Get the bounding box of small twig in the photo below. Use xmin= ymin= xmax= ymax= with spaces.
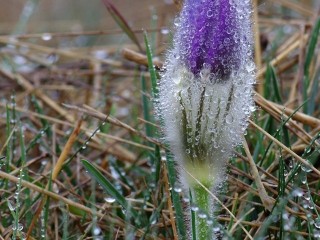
xmin=122 ymin=48 xmax=163 ymax=69
xmin=0 ymin=170 xmax=108 ymax=220
xmin=249 ymin=120 xmax=320 ymax=176
xmin=52 ymin=119 xmax=82 ymax=180
xmin=217 ymin=216 xmax=309 ymax=237
xmin=242 ymin=136 xmax=274 ymax=211
xmin=162 ymin=162 xmax=178 ymax=240
xmin=62 ymin=103 xmax=165 ymax=148
xmin=272 ymin=101 xmax=320 ymax=129
xmin=257 ymin=34 xmax=308 ymax=78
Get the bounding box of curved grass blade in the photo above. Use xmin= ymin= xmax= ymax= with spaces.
xmin=307 ymin=67 xmax=320 ymax=115
xmin=304 ymin=17 xmax=320 ymax=84
xmin=101 ymin=0 xmax=142 ymax=51
xmin=165 ymin=152 xmax=187 ymax=240
xmin=259 ymin=99 xmax=308 ymax=167
xmin=304 ymin=17 xmax=320 ymax=114
xmin=265 ymin=64 xmax=282 ymax=103
xmin=144 ymin=33 xmax=159 ymax=97
xmin=141 ymin=74 xmax=155 ymax=139
xmin=82 ymin=160 xmax=140 ymax=220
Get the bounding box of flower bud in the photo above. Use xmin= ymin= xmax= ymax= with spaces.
xmin=158 ymin=0 xmax=255 ymax=191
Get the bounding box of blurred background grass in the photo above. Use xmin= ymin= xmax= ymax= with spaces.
xmin=0 ymin=0 xmax=176 ymax=44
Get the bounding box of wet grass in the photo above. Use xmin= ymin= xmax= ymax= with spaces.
xmin=0 ymin=0 xmax=319 ymax=239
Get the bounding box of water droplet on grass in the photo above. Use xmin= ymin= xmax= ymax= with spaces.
xmin=18 ymin=223 xmax=23 ymax=231
xmin=173 ymin=184 xmax=182 ymax=193
xmin=8 ymin=201 xmax=15 ymax=211
xmin=41 ymin=33 xmax=52 ymax=41
xmin=198 ymin=211 xmax=207 ymax=219
xmin=213 ymin=226 xmax=220 ymax=233
xmin=105 ymin=197 xmax=116 ymax=203
xmin=301 ymin=163 xmax=312 ymax=173
xmin=206 ymin=218 xmax=213 ymax=225
xmin=314 ymin=218 xmax=320 ymax=229
xmin=191 ymin=204 xmax=199 ymax=212
xmin=161 ymin=28 xmax=169 ymax=35
xmin=93 ymin=226 xmax=101 ymax=235
xmin=183 ymin=197 xmax=190 ymax=203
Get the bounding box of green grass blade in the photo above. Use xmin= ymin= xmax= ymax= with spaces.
xmin=154 ymin=146 xmax=161 ymax=184
xmin=149 ymin=8 xmax=158 ymax=53
xmin=144 ymin=33 xmax=159 ymax=97
xmin=101 ymin=0 xmax=142 ymax=51
xmin=13 ymin=0 xmax=40 ymax=34
xmin=62 ymin=203 xmax=69 ymax=240
xmin=19 ymin=123 xmax=32 ymax=227
xmin=5 ymin=105 xmax=11 ymax=186
xmin=304 ymin=17 xmax=320 ymax=84
xmin=31 ymin=95 xmax=52 ymax=138
xmin=278 ymin=151 xmax=285 ymax=240
xmin=165 ymin=152 xmax=187 ymax=240
xmin=260 ymin=100 xmax=307 ymax=167
xmin=82 ymin=159 xmax=140 ymax=220
xmin=268 ymin=64 xmax=282 ymax=103
xmin=141 ymin=198 xmax=166 ymax=239
xmin=141 ymin=74 xmax=154 ymax=138
xmin=307 ymin=67 xmax=320 ymax=115
xmin=190 ymin=190 xmax=197 ymax=240
xmin=303 ymin=17 xmax=320 ymax=113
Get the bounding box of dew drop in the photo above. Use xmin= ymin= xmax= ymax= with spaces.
xmin=198 ymin=211 xmax=207 ymax=219
xmin=173 ymin=184 xmax=182 ymax=193
xmin=41 ymin=33 xmax=52 ymax=41
xmin=301 ymin=175 xmax=307 ymax=184
xmin=206 ymin=218 xmax=213 ymax=225
xmin=191 ymin=204 xmax=199 ymax=212
xmin=306 ymin=147 xmax=312 ymax=154
xmin=174 ymin=18 xmax=180 ymax=27
xmin=206 ymin=10 xmax=213 ymax=17
xmin=225 ymin=114 xmax=234 ymax=124
xmin=249 ymin=106 xmax=256 ymax=112
xmin=302 ymin=200 xmax=309 ymax=209
xmin=304 ymin=193 xmax=311 ymax=201
xmin=213 ymin=226 xmax=220 ymax=233
xmin=8 ymin=201 xmax=15 ymax=211
xmin=245 ymin=61 xmax=255 ymax=72
xmin=93 ymin=226 xmax=101 ymax=235
xmin=314 ymin=218 xmax=320 ymax=229
xmin=301 ymin=164 xmax=312 ymax=173
xmin=183 ymin=197 xmax=190 ymax=203
xmin=314 ymin=230 xmax=320 ymax=238
xmin=161 ymin=28 xmax=169 ymax=35
xmin=104 ymin=197 xmax=116 ymax=203
xmin=18 ymin=223 xmax=23 ymax=231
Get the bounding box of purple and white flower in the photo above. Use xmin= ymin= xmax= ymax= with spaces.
xmin=157 ymin=1 xmax=255 ymax=238
xmin=158 ymin=0 xmax=255 ymax=194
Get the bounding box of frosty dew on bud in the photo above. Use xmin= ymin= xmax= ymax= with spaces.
xmin=157 ymin=0 xmax=255 ymax=190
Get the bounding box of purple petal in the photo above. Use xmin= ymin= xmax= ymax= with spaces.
xmin=176 ymin=0 xmax=251 ymax=79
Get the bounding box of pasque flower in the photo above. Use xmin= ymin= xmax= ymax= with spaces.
xmin=157 ymin=0 xmax=255 ymax=238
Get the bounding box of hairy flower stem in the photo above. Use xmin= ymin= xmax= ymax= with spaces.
xmin=193 ymin=184 xmax=212 ymax=240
